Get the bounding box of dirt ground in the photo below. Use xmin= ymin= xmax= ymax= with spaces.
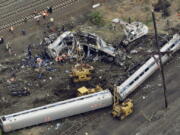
xmin=0 ymin=0 xmax=180 ymax=135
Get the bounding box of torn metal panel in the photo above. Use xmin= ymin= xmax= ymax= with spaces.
xmin=47 ymin=31 xmax=75 ymax=58
xmin=48 ymin=31 xmax=117 ymax=58
xmin=76 ymin=32 xmax=116 ymax=57
xmin=47 ymin=31 xmax=126 ymax=65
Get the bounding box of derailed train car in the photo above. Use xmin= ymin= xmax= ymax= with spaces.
xmin=47 ymin=31 xmax=117 ymax=58
xmin=0 ymin=90 xmax=113 ymax=132
xmin=117 ymin=34 xmax=180 ymax=100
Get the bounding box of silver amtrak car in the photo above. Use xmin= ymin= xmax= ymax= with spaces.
xmin=0 ymin=90 xmax=113 ymax=132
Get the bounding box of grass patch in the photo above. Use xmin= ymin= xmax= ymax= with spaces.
xmin=88 ymin=11 xmax=105 ymax=26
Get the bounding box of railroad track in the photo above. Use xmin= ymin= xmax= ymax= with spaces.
xmin=0 ymin=0 xmax=80 ymax=32
xmin=60 ymin=110 xmax=107 ymax=135
xmin=0 ymin=0 xmax=49 ymax=20
xmin=61 ymin=113 xmax=98 ymax=135
xmin=0 ymin=0 xmax=17 ymax=8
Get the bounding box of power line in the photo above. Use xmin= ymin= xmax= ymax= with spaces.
xmin=152 ymin=11 xmax=168 ymax=108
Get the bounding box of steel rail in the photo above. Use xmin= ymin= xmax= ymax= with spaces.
xmin=0 ymin=0 xmax=79 ymax=32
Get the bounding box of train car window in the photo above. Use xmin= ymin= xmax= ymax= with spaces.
xmin=170 ymin=44 xmax=175 ymax=49
xmin=2 ymin=117 xmax=6 ymax=121
xmin=149 ymin=63 xmax=155 ymax=68
xmin=121 ymin=87 xmax=127 ymax=92
xmin=144 ymin=67 xmax=149 ymax=72
xmin=58 ymin=41 xmax=62 ymax=46
xmin=129 ymin=81 xmax=134 ymax=86
xmin=139 ymin=72 xmax=144 ymax=76
xmin=173 ymin=40 xmax=180 ymax=47
xmin=134 ymin=76 xmax=139 ymax=81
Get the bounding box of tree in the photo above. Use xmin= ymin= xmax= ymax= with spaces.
xmin=154 ymin=0 xmax=171 ymax=17
xmin=88 ymin=11 xmax=104 ymax=26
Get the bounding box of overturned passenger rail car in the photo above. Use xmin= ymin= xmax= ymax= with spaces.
xmin=117 ymin=34 xmax=180 ymax=100
xmin=0 ymin=90 xmax=113 ymax=132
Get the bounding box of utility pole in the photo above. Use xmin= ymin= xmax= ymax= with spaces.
xmin=152 ymin=11 xmax=168 ymax=108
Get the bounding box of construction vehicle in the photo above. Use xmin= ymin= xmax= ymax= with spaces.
xmin=112 ymin=86 xmax=133 ymax=120
xmin=77 ymin=85 xmax=103 ymax=96
xmin=112 ymin=18 xmax=148 ymax=46
xmin=70 ymin=63 xmax=94 ymax=82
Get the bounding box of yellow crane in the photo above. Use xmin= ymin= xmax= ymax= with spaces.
xmin=70 ymin=63 xmax=94 ymax=83
xmin=77 ymin=85 xmax=102 ymax=96
xmin=112 ymin=86 xmax=134 ymax=120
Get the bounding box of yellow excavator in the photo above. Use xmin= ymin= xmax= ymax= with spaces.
xmin=77 ymin=85 xmax=102 ymax=96
xmin=112 ymin=86 xmax=134 ymax=120
xmin=70 ymin=63 xmax=94 ymax=83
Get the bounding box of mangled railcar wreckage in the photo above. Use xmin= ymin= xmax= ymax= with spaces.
xmin=47 ymin=31 xmax=76 ymax=58
xmin=75 ymin=31 xmax=116 ymax=57
xmin=47 ymin=31 xmax=125 ymax=65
